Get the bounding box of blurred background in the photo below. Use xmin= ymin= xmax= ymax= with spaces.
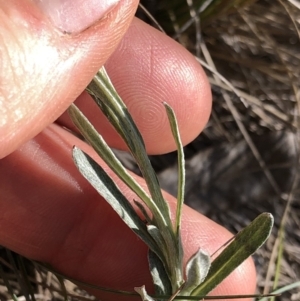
xmin=129 ymin=0 xmax=300 ymax=299
xmin=1 ymin=0 xmax=299 ymax=300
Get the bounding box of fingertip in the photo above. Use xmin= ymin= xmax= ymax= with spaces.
xmin=58 ymin=18 xmax=212 ymax=154
xmin=170 ymin=201 xmax=257 ymax=301
xmin=0 ymin=0 xmax=138 ymax=158
xmin=0 ymin=124 xmax=255 ymax=301
xmin=210 ymin=258 xmax=256 ymax=301
xmin=104 ymin=18 xmax=212 ymax=154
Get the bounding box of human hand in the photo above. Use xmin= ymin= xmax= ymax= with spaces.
xmin=0 ymin=1 xmax=255 ymax=300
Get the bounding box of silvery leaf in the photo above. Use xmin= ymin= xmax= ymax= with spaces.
xmin=191 ymin=213 xmax=274 ymax=297
xmin=68 ymin=104 xmax=160 ymax=220
xmin=148 ymin=250 xmax=172 ymax=297
xmin=147 ymin=225 xmax=180 ymax=288
xmin=181 ymin=249 xmax=211 ymax=295
xmin=134 ymin=200 xmax=152 ymax=224
xmin=72 ymin=147 xmax=161 ymax=257
xmin=163 ymin=102 xmax=185 ymax=238
xmin=87 ymin=69 xmax=172 ymax=226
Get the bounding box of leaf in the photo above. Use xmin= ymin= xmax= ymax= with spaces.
xmin=85 ymin=69 xmax=185 ymax=288
xmin=86 ymin=68 xmax=172 ymax=225
xmin=163 ymin=102 xmax=185 ymax=238
xmin=180 ymin=249 xmax=211 ymax=295
xmin=72 ymin=147 xmax=161 ymax=257
xmin=147 ymin=225 xmax=167 ymax=253
xmin=69 ymin=105 xmax=182 ymax=284
xmin=164 ymin=102 xmax=185 ymax=288
xmin=147 ymin=225 xmax=172 ymax=280
xmin=68 ymin=104 xmax=158 ymax=217
xmin=134 ymin=200 xmax=152 ymax=224
xmin=259 ymin=281 xmax=300 ymax=301
xmin=148 ymin=250 xmax=172 ymax=297
xmin=68 ymin=103 xmax=171 ymax=237
xmin=191 ymin=213 xmax=274 ymax=297
xmin=146 ymin=226 xmax=182 ymax=291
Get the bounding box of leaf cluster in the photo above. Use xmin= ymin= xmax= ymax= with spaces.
xmin=68 ymin=67 xmax=274 ymax=300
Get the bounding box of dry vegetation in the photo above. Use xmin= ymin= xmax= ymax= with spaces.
xmin=0 ymin=0 xmax=299 ymax=300
xmin=161 ymin=0 xmax=300 ymax=299
xmin=129 ymin=0 xmax=300 ymax=299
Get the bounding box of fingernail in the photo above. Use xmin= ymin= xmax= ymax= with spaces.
xmin=35 ymin=0 xmax=120 ymax=33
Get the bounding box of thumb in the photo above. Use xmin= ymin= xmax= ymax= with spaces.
xmin=0 ymin=0 xmax=138 ymax=158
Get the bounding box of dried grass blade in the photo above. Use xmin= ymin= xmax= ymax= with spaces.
xmin=0 ymin=263 xmax=18 ymax=301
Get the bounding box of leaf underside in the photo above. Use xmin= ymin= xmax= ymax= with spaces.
xmin=72 ymin=147 xmax=161 ymax=258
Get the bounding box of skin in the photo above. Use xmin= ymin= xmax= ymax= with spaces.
xmin=0 ymin=0 xmax=256 ymax=300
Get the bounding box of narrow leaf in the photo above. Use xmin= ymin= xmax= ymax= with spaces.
xmin=147 ymin=225 xmax=172 ymax=280
xmin=85 ymin=70 xmax=185 ymax=288
xmin=68 ymin=104 xmax=168 ymax=241
xmin=191 ymin=213 xmax=274 ymax=297
xmin=163 ymin=102 xmax=185 ymax=237
xmin=148 ymin=250 xmax=172 ymax=297
xmin=87 ymin=68 xmax=172 ymax=224
xmin=181 ymin=249 xmax=211 ymax=295
xmin=36 ymin=262 xmax=283 ymax=300
xmin=134 ymin=200 xmax=152 ymax=224
xmin=259 ymin=281 xmax=300 ymax=301
xmin=147 ymin=225 xmax=168 ymax=252
xmin=163 ymin=102 xmax=185 ymax=290
xmin=147 ymin=225 xmax=184 ymax=290
xmin=69 ymin=105 xmax=179 ymax=279
xmin=68 ymin=104 xmax=164 ymax=225
xmin=72 ymin=147 xmax=161 ymax=257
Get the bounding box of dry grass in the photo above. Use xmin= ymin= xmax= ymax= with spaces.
xmin=1 ymin=0 xmax=299 ymax=300
xmin=136 ymin=0 xmax=300 ymax=299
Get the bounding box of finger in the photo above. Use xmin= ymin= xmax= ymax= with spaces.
xmin=0 ymin=0 xmax=139 ymax=158
xmin=58 ymin=18 xmax=212 ymax=154
xmin=0 ymin=125 xmax=255 ymax=301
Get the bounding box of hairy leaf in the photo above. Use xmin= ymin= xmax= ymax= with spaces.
xmin=181 ymin=249 xmax=211 ymax=295
xmin=87 ymin=68 xmax=172 ymax=223
xmin=68 ymin=104 xmax=159 ymax=217
xmin=148 ymin=250 xmax=172 ymax=297
xmin=72 ymin=147 xmax=161 ymax=257
xmin=191 ymin=213 xmax=274 ymax=296
xmin=163 ymin=102 xmax=185 ymax=237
